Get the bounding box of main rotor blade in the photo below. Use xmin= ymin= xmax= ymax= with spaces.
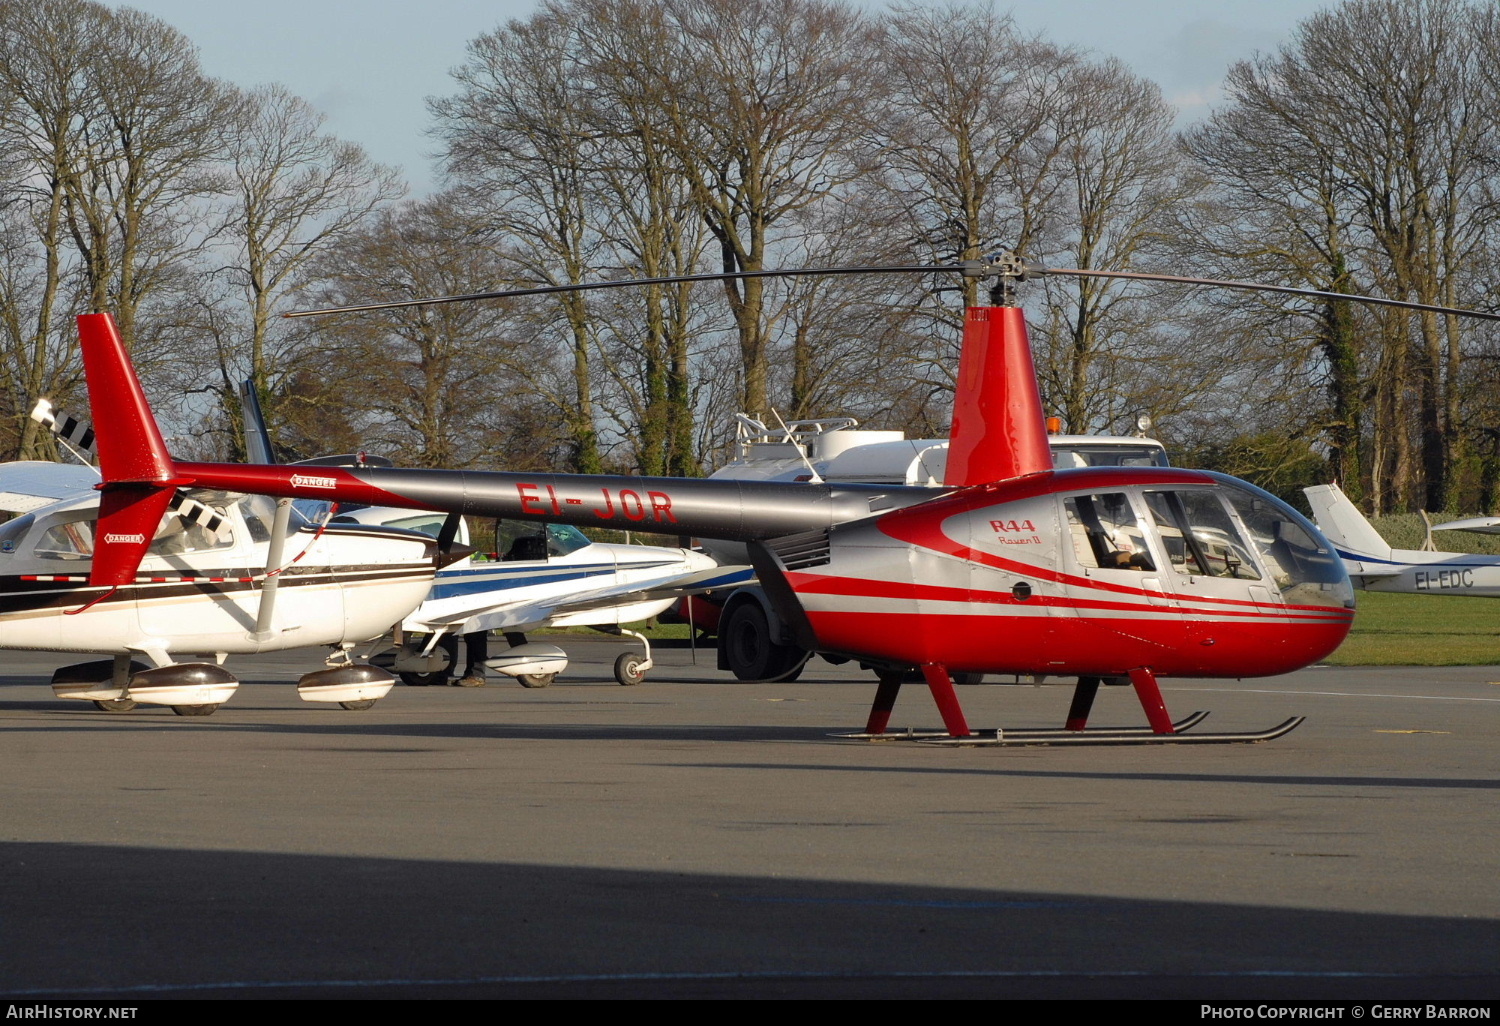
xmin=286 ymin=257 xmax=1500 ymax=324
xmin=1043 ymin=267 xmax=1500 ymax=322
xmin=284 ymin=264 xmax=950 ymax=318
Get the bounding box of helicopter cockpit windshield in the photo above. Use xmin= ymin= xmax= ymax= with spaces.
xmin=1063 ymin=479 xmax=1352 ymax=609
xmin=1209 ymin=475 xmax=1352 ymax=608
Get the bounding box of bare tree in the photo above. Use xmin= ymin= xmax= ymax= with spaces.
xmin=572 ymin=0 xmax=710 ymax=475
xmin=1031 ymin=58 xmax=1197 ymax=434
xmin=0 ymin=0 xmax=105 ymax=456
xmin=212 ymin=83 xmax=403 ymax=449
xmin=307 ymin=195 xmax=539 ymax=470
xmin=1185 ymin=0 xmax=1500 ymax=513
xmin=59 ymin=5 xmax=228 ymax=348
xmin=643 ymin=0 xmax=880 ymax=418
xmin=431 ymin=10 xmax=607 ymax=473
xmin=864 ymin=3 xmax=1079 ymax=422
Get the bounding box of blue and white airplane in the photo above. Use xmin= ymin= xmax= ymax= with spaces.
xmin=326 ymin=501 xmax=747 ymax=687
xmin=1305 ymin=483 xmax=1500 ymax=597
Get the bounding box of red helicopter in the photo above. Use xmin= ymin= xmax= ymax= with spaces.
xmin=75 ymin=254 xmax=1493 ymax=744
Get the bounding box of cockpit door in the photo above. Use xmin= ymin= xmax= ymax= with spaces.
xmin=1139 ymin=488 xmax=1272 ymax=649
xmin=1059 ymin=490 xmax=1185 ymax=671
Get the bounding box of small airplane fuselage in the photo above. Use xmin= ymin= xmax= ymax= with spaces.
xmin=0 ymin=491 xmax=435 ymax=662
xmin=1344 ymin=549 xmax=1500 ymax=597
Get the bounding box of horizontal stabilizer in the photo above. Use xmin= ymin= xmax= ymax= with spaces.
xmin=1344 ymin=564 xmax=1403 ymax=581
xmin=1430 ymin=516 xmax=1500 ymax=535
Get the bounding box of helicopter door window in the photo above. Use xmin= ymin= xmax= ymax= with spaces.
xmin=1143 ymin=490 xmax=1260 ymax=580
xmin=1064 ymin=493 xmax=1155 ymax=571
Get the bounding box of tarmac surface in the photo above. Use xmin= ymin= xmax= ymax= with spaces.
xmin=1 ymin=636 xmax=1497 ymax=1000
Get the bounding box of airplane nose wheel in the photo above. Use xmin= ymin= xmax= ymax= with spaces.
xmin=600 ymin=626 xmax=654 ymax=685
xmin=614 ymin=652 xmax=645 ymax=686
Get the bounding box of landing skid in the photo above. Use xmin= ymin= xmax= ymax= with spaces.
xmin=849 ymin=666 xmax=1303 ymax=747
xmin=919 ymin=716 xmax=1305 ymax=747
xmin=832 ymin=710 xmax=1212 ymax=742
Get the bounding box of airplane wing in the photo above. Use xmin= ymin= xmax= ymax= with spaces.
xmin=1430 ymin=516 xmax=1500 ymax=535
xmin=0 ymin=461 xmax=101 ymax=512
xmin=541 ymin=563 xmax=756 ymax=615
xmin=414 ymin=563 xmax=755 ymax=631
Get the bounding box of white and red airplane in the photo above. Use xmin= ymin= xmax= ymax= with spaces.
xmin=70 ymin=254 xmax=1457 ymax=743
xmin=0 ymin=404 xmax=444 ymax=716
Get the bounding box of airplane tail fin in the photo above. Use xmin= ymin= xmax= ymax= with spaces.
xmin=943 ymin=305 xmax=1052 ymax=487
xmin=238 ymin=379 xmax=276 ymax=465
xmin=1304 ymin=483 xmax=1392 ymax=560
xmin=77 ymin=313 xmax=181 ymax=586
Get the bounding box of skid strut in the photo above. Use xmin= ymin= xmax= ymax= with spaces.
xmin=860 ymin=663 xmax=973 ymax=738
xmin=839 ymin=664 xmax=1304 ymax=746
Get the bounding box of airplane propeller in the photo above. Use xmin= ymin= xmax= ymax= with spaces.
xmin=29 ymin=399 xmax=229 ymax=538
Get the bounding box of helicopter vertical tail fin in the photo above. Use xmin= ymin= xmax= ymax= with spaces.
xmin=943 ymin=305 xmax=1052 ymax=487
xmin=1304 ymin=483 xmax=1392 ymax=560
xmin=77 ymin=313 xmax=180 ymax=586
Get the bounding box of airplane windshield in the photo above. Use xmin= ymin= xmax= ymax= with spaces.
xmin=378 ymin=513 xmax=451 ymax=538
xmin=493 ymin=521 xmax=593 ymax=561
xmin=0 ymin=513 xmax=36 ymax=555
xmin=35 ymin=517 xmax=94 ymax=559
xmin=240 ymin=494 xmax=280 ymax=543
xmin=547 ymin=524 xmax=590 ymax=556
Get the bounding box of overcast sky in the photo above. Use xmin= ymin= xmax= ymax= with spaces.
xmin=114 ymin=0 xmax=1330 ymax=195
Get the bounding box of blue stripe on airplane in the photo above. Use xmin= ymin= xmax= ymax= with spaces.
xmin=1336 ymin=547 xmax=1495 ymax=569
xmin=428 ymin=560 xmax=681 ymax=599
